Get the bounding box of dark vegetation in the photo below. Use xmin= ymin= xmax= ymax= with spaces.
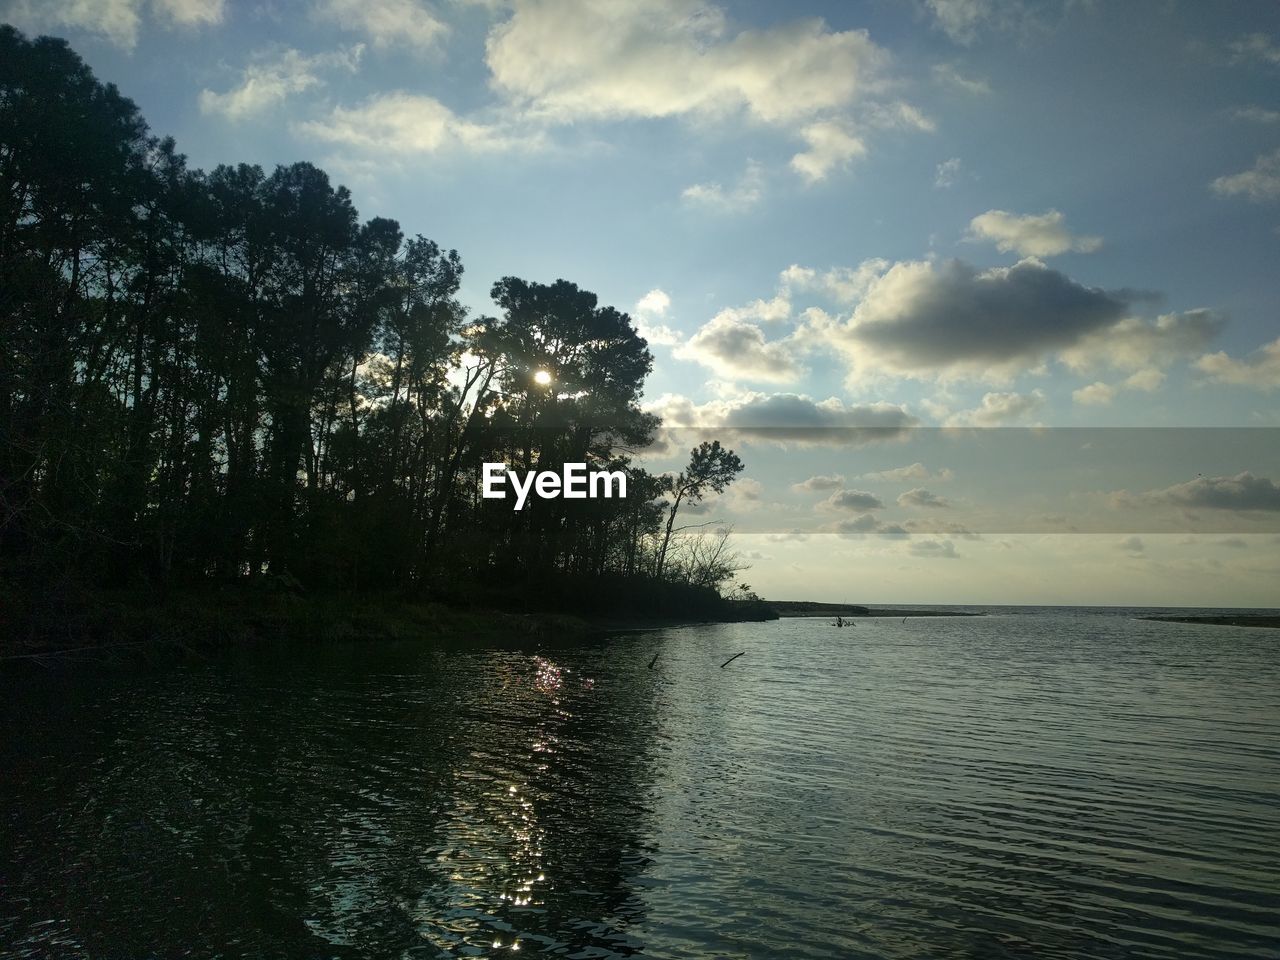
xmin=0 ymin=26 xmax=775 ymax=654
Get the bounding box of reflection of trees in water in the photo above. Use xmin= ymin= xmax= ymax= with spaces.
xmin=1 ymin=641 xmax=665 ymax=958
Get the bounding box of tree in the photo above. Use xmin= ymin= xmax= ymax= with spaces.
xmin=655 ymin=440 xmax=744 ymax=581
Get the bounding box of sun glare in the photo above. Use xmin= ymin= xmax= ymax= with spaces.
xmin=533 ymin=370 xmax=552 ymax=385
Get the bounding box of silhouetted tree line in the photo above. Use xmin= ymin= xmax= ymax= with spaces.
xmin=0 ymin=26 xmax=763 ymax=617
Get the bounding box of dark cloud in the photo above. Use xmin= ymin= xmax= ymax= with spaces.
xmin=849 ymin=258 xmax=1130 ymax=372
xmin=897 ymin=487 xmax=952 ymax=508
xmin=1127 ymin=472 xmax=1280 ymax=512
xmin=824 ymin=489 xmax=885 ymax=511
xmin=834 ymin=515 xmax=907 ymax=537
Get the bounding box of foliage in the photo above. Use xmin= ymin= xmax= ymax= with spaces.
xmin=0 ymin=25 xmax=752 ymax=615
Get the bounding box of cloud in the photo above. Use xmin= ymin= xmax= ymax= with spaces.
xmin=897 ymin=488 xmax=952 ymax=509
xmin=1121 ymin=473 xmax=1280 ymax=513
xmin=925 ymin=0 xmax=996 ymax=44
xmin=2 ymin=0 xmax=223 ymax=49
xmin=1118 ymin=535 xmax=1145 ymax=556
xmin=485 ymin=0 xmax=889 ymax=126
xmin=793 ymin=475 xmax=845 ymax=492
xmin=682 ymin=159 xmax=764 ymax=212
xmin=805 ymin=257 xmax=1132 ymax=380
xmin=932 ymin=63 xmax=990 ymax=95
xmin=1072 ymin=381 xmax=1115 ymax=406
xmin=834 ymin=515 xmax=907 ymax=537
xmin=674 ymin=310 xmax=801 ymax=382
xmin=1060 ymin=310 xmax=1224 ymax=373
xmin=1229 ymin=33 xmax=1280 ymax=67
xmin=1071 ymin=367 xmax=1167 ymax=406
xmin=200 ymin=46 xmax=363 ymax=120
xmin=1211 ymin=149 xmax=1280 ymax=202
xmin=967 ymin=209 xmax=1102 ymax=257
xmin=934 ymin=156 xmax=962 ymax=188
xmin=1123 ymin=368 xmax=1166 ymax=391
xmin=946 ymin=390 xmax=1045 ymax=425
xmin=790 ymin=120 xmax=868 ymax=183
xmin=632 ymin=289 xmax=682 ymax=347
xmin=823 ymin=489 xmax=885 ymax=511
xmin=1231 ymin=105 xmax=1280 ymax=124
xmin=647 ymin=391 xmax=918 ymax=444
xmin=858 ymin=462 xmax=953 ymax=483
xmin=315 ymin=0 xmax=448 ymax=51
xmin=296 ymin=92 xmax=541 ymax=154
xmin=908 ymin=538 xmax=959 ymax=558
xmin=1195 ymin=336 xmax=1280 ymax=391
xmin=780 ymin=260 xmax=889 ymax=305
xmin=154 ymin=0 xmax=223 ymax=25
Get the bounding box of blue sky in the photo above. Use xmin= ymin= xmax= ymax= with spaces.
xmin=6 ymin=0 xmax=1280 ymax=603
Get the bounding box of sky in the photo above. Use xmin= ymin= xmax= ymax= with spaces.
xmin=5 ymin=0 xmax=1280 ymax=605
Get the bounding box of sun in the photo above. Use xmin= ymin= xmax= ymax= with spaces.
xmin=533 ymin=369 xmax=552 ymax=386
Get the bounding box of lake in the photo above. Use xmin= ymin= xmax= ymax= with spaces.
xmin=3 ymin=609 xmax=1278 ymax=958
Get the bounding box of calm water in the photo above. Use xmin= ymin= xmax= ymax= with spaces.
xmin=3 ymin=610 xmax=1279 ymax=959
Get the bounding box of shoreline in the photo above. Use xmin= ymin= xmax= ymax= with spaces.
xmin=0 ymin=587 xmax=775 ymax=665
xmin=1141 ymin=615 xmax=1280 ymax=629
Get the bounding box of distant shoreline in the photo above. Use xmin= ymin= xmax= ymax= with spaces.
xmin=1141 ymin=615 xmax=1280 ymax=629
xmin=768 ymin=601 xmax=981 ymax=618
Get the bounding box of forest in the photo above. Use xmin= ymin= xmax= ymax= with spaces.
xmin=0 ymin=25 xmax=769 ymax=628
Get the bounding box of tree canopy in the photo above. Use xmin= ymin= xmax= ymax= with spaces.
xmin=0 ymin=25 xmax=749 ymax=617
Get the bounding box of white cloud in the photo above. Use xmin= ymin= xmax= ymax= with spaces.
xmin=926 ymin=0 xmax=995 ymax=44
xmin=682 ymin=160 xmax=764 ymax=213
xmin=1123 ymin=368 xmax=1166 ymax=391
xmin=1071 ymin=367 xmax=1167 ymax=406
xmin=1072 ymin=381 xmax=1115 ymax=406
xmin=967 ymin=208 xmax=1102 ymax=257
xmin=632 ymin=288 xmax=682 ymax=347
xmin=153 ymin=0 xmax=223 ymax=26
xmin=200 ymin=46 xmax=363 ymax=120
xmin=1231 ymin=105 xmax=1280 ymax=124
xmin=2 ymin=0 xmax=223 ymax=49
xmin=315 ymin=0 xmax=449 ymax=52
xmin=858 ymin=462 xmax=953 ymax=483
xmin=934 ymin=156 xmax=962 ymax=188
xmin=485 ymin=0 xmax=889 ymax=126
xmin=1061 ymin=310 xmax=1225 ymax=373
xmin=946 ymin=390 xmax=1046 ymax=425
xmin=793 ymin=475 xmax=845 ymax=492
xmin=1211 ymin=148 xmax=1280 ymax=202
xmin=932 ymin=63 xmax=990 ymax=95
xmin=780 ymin=260 xmax=888 ymax=305
xmin=1195 ymin=336 xmax=1280 ymax=391
xmin=1229 ymin=33 xmax=1280 ymax=66
xmin=296 ymin=92 xmax=541 ymax=154
xmin=790 ymin=120 xmax=867 ymax=183
xmin=674 ymin=310 xmax=801 ymax=382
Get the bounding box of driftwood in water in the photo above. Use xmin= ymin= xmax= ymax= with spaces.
xmin=720 ymin=651 xmax=746 ymax=668
xmin=648 ymin=652 xmax=660 ymax=669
